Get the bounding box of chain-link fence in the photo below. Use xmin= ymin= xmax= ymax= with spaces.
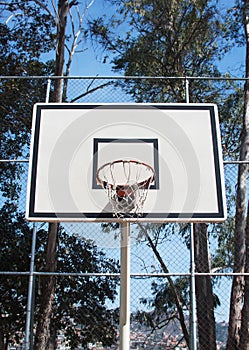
xmin=1 ymin=76 xmax=248 ymax=350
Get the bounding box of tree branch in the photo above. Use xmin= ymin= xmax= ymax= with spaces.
xmin=70 ymin=81 xmax=112 ymax=102
xmin=137 ymin=223 xmax=190 ymax=348
xmin=33 ymin=0 xmax=57 ymax=25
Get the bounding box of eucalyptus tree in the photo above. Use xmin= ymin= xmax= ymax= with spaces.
xmin=0 ymin=1 xmax=55 ymax=200
xmin=90 ymin=0 xmax=230 ymax=103
xmin=0 ymin=203 xmax=119 ymax=350
xmin=89 ymin=1 xmax=240 ymax=349
xmin=0 ymin=203 xmax=32 ymax=350
xmin=225 ymin=1 xmax=249 ymax=349
xmin=1 ymin=2 xmax=120 ymax=350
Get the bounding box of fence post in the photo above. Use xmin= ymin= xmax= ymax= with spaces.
xmin=24 ymin=223 xmax=37 ymax=350
xmin=185 ymin=77 xmax=190 ymax=103
xmin=185 ymin=77 xmax=197 ymax=350
xmin=24 ymin=78 xmax=51 ymax=349
xmin=119 ymin=221 xmax=131 ymax=350
xmin=190 ymin=223 xmax=197 ymax=350
xmin=45 ymin=77 xmax=51 ymax=103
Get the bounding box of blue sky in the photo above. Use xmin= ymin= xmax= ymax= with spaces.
xmin=24 ymin=0 xmax=243 ymax=78
xmin=65 ymin=0 xmax=246 ymax=77
xmin=3 ymin=0 xmax=245 ymax=77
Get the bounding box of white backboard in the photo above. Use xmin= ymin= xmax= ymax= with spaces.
xmin=26 ymin=103 xmax=226 ymax=222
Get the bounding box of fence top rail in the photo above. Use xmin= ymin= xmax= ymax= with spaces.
xmin=0 ymin=271 xmax=248 ymax=277
xmin=1 ymin=159 xmax=248 ymax=164
xmin=0 ymin=75 xmax=248 ymax=81
xmin=0 ymin=159 xmax=29 ymax=162
xmin=224 ymin=160 xmax=249 ymax=164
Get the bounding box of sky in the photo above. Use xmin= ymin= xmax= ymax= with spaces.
xmin=2 ymin=0 xmax=246 ymax=77
xmin=65 ymin=0 xmax=246 ymax=78
xmin=62 ymin=0 xmax=118 ymax=77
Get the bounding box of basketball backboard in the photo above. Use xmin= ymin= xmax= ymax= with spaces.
xmin=26 ymin=103 xmax=226 ymax=222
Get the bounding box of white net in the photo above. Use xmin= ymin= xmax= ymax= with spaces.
xmin=96 ymin=160 xmax=155 ymax=218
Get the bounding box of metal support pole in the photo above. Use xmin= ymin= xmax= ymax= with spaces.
xmin=185 ymin=77 xmax=190 ymax=103
xmin=119 ymin=221 xmax=130 ymax=350
xmin=24 ymin=222 xmax=37 ymax=350
xmin=190 ymin=223 xmax=197 ymax=350
xmin=45 ymin=78 xmax=51 ymax=103
xmin=24 ymin=77 xmax=51 ymax=349
xmin=185 ymin=80 xmax=197 ymax=349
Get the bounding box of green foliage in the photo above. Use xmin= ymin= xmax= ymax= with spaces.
xmin=90 ymin=0 xmax=238 ymax=105
xmin=0 ymin=67 xmax=54 ymax=199
xmin=137 ymin=277 xmax=189 ymax=329
xmin=46 ymin=229 xmax=119 ymax=347
xmin=219 ymin=86 xmax=244 ymax=159
xmin=0 ymin=212 xmax=119 ymax=348
xmin=112 ymin=0 xmax=223 ymax=74
xmin=223 ymin=0 xmax=246 ymax=47
xmin=0 ymin=4 xmax=55 ymax=200
xmin=36 ymin=229 xmax=120 ymax=348
xmin=91 ymin=4 xmax=245 ymax=346
xmin=0 ymin=203 xmax=32 ymax=347
xmin=211 ymin=217 xmax=235 ymax=272
xmin=1 ymin=0 xmax=56 ymax=59
xmin=0 ymin=3 xmax=55 ymax=138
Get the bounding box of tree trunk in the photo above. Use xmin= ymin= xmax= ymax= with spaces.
xmin=226 ymin=2 xmax=249 ymax=349
xmin=241 ymin=30 xmax=249 ymax=348
xmin=34 ymin=223 xmax=58 ymax=350
xmin=33 ymin=2 xmax=71 ymax=349
xmin=240 ymin=201 xmax=249 ymax=349
xmin=48 ymin=322 xmax=57 ymax=350
xmin=0 ymin=327 xmax=8 ymax=350
xmin=194 ymin=223 xmax=216 ymax=350
xmin=53 ymin=0 xmax=70 ymax=102
xmin=0 ymin=328 xmax=4 ymax=350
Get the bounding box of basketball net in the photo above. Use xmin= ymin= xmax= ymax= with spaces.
xmin=96 ymin=159 xmax=155 ymax=218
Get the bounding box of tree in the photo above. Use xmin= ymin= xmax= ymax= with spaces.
xmin=29 ymin=1 xmax=95 ymax=348
xmin=0 ymin=204 xmax=119 ymax=350
xmin=138 ymin=224 xmax=190 ymax=347
xmin=35 ymin=228 xmax=119 ymax=350
xmin=226 ymin=1 xmax=249 ymax=349
xmin=0 ymin=8 xmax=56 ymax=346
xmin=1 ymin=2 xmax=120 ymax=349
xmin=0 ymin=0 xmax=96 ymax=193
xmin=90 ymin=1 xmax=233 ymax=348
xmin=0 ymin=203 xmax=32 ymax=350
xmin=0 ymin=6 xmax=56 ymax=348
xmin=0 ymin=0 xmax=110 ymax=201
xmin=135 ymin=277 xmax=190 ymax=348
xmin=90 ymin=0 xmax=229 ymax=103
xmin=49 ymin=230 xmax=119 ymax=348
xmin=0 ymin=1 xmax=55 ymax=200
xmin=194 ymin=224 xmax=216 ymax=350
